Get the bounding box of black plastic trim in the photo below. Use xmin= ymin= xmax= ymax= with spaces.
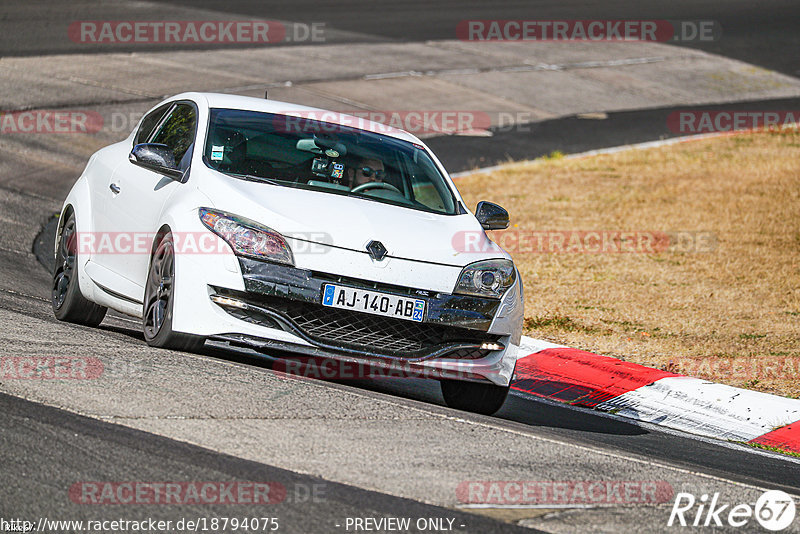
xmin=236 ymin=257 xmax=499 ymax=331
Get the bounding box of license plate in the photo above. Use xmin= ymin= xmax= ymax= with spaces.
xmin=321 ymin=283 xmax=425 ymax=323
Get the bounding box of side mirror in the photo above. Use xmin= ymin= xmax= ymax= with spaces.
xmin=129 ymin=143 xmax=183 ymax=180
xmin=475 ymin=201 xmax=509 ymax=230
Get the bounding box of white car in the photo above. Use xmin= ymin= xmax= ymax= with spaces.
xmin=52 ymin=92 xmax=523 ymax=414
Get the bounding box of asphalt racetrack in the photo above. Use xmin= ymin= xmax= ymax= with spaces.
xmin=1 ymin=2 xmax=799 ymax=532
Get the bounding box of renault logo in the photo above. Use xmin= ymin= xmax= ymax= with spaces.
xmin=366 ymin=240 xmax=388 ymax=261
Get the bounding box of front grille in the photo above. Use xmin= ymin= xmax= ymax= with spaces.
xmin=216 ymin=290 xmax=498 ymax=359
xmin=224 ymin=307 xmax=282 ymax=330
xmin=282 ymin=299 xmax=491 ymax=355
xmin=444 ymin=348 xmax=493 ymax=360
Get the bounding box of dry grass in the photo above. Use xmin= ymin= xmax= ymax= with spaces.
xmin=456 ymin=129 xmax=800 ymax=398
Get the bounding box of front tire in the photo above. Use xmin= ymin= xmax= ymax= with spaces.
xmin=440 ymin=379 xmax=509 ymax=415
xmin=52 ymin=212 xmax=107 ymax=326
xmin=143 ymin=231 xmax=205 ymax=352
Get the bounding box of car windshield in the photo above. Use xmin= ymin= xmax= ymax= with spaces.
xmin=204 ymin=108 xmax=458 ymax=215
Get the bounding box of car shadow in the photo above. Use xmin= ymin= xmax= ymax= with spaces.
xmin=94 ymin=324 xmax=646 ymax=437
xmin=333 ymin=373 xmax=647 ymax=436
xmin=210 ymin=340 xmax=648 ymax=437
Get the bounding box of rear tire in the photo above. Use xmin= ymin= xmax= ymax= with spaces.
xmin=52 ymin=212 xmax=107 ymax=326
xmin=143 ymin=231 xmax=205 ymax=352
xmin=440 ymin=379 xmax=509 ymax=415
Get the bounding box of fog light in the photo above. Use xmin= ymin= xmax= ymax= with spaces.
xmin=480 ymin=342 xmax=505 ymax=351
xmin=210 ymin=295 xmax=247 ymax=309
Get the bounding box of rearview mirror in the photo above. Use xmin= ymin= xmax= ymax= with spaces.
xmin=313 ymin=133 xmax=347 ymax=157
xmin=129 ymin=143 xmax=183 ymax=180
xmin=475 ymin=201 xmax=510 ymax=230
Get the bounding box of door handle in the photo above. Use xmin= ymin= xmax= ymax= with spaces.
xmin=109 ymin=183 xmax=121 ymax=194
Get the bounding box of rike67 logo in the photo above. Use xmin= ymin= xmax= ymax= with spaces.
xmin=669 ymin=490 xmax=796 ymax=531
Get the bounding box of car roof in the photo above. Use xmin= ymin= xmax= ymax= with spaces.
xmin=170 ymin=92 xmax=424 ymax=144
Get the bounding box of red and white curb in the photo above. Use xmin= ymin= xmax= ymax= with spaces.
xmin=512 ymin=337 xmax=800 ymax=455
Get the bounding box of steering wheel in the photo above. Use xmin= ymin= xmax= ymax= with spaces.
xmin=351 ymin=181 xmax=401 ymax=194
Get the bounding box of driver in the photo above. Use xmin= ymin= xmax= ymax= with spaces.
xmin=347 ymin=158 xmax=385 ymax=188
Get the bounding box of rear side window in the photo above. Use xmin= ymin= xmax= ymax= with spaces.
xmin=134 ymin=103 xmax=172 ymax=145
xmin=151 ymin=103 xmax=197 ymax=168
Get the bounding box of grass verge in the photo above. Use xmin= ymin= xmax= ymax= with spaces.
xmin=456 ymin=129 xmax=800 ymax=398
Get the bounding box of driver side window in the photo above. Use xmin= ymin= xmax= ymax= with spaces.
xmin=151 ymin=103 xmax=197 ymax=170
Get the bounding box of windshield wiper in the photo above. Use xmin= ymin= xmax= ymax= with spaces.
xmin=225 ymin=171 xmax=284 ymax=187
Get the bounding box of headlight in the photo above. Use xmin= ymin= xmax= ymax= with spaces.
xmin=454 ymin=259 xmax=516 ymax=299
xmin=199 ymin=208 xmax=294 ymax=265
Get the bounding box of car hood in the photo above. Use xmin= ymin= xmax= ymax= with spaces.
xmin=203 ymin=174 xmax=507 ymax=267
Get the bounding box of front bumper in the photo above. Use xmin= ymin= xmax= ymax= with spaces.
xmin=177 ymin=254 xmax=522 ymax=386
xmin=227 ymin=258 xmax=502 ymax=356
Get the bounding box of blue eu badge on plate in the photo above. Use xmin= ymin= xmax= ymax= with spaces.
xmin=412 ymin=300 xmax=424 ymax=322
xmin=322 ymin=284 xmax=336 ymax=306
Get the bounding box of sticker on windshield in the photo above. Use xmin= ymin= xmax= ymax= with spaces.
xmin=211 ymin=145 xmax=225 ymax=161
xmin=331 ymin=162 xmax=344 ymax=180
